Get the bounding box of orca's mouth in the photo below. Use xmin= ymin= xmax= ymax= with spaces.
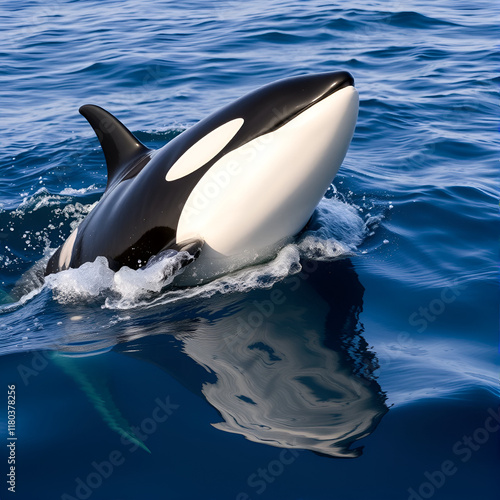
xmin=314 ymin=71 xmax=355 ymax=102
xmin=267 ymin=71 xmax=355 ymax=132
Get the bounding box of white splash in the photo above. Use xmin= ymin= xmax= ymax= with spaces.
xmin=298 ymin=197 xmax=366 ymax=260
xmin=21 ymin=196 xmax=367 ymax=310
xmin=59 ymin=185 xmax=98 ymax=196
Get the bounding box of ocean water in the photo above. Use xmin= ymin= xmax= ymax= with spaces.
xmin=0 ymin=0 xmax=498 ymax=499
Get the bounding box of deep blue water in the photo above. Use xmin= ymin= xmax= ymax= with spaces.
xmin=0 ymin=1 xmax=499 ymax=499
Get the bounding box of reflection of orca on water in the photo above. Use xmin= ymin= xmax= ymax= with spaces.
xmin=112 ymin=258 xmax=388 ymax=458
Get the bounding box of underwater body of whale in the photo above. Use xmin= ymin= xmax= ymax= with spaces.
xmin=45 ymin=71 xmax=359 ymax=283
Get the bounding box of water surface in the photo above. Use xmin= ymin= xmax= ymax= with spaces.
xmin=0 ymin=1 xmax=498 ymax=499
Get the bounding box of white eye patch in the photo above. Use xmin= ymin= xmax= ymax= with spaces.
xmin=165 ymin=118 xmax=244 ymax=182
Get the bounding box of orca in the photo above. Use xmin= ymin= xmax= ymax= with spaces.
xmin=45 ymin=71 xmax=358 ymax=283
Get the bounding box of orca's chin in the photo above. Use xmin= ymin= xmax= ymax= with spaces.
xmin=173 ymin=237 xmax=293 ymax=286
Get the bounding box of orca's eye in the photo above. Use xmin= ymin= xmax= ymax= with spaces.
xmin=166 ymin=118 xmax=244 ymax=182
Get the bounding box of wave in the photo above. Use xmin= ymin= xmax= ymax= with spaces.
xmin=9 ymin=197 xmax=367 ymax=311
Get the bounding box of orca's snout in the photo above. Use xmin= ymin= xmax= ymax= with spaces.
xmin=244 ymin=70 xmax=356 ymax=132
xmin=292 ymin=70 xmax=355 ymax=110
xmin=317 ymin=70 xmax=355 ymax=98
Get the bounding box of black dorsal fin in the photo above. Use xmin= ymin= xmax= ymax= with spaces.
xmin=79 ymin=105 xmax=150 ymax=189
